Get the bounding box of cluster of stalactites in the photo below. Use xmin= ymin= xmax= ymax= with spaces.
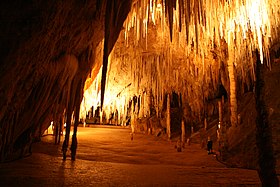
xmin=80 ymin=42 xmax=225 ymax=125
xmin=80 ymin=0 xmax=280 ymax=124
xmin=92 ymin=42 xmax=223 ymax=124
xmin=125 ymin=0 xmax=278 ymax=67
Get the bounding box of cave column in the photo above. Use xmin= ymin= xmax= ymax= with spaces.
xmin=228 ymin=47 xmax=238 ymax=127
xmin=167 ymin=93 xmax=171 ymax=139
xmin=70 ymin=81 xmax=83 ymax=161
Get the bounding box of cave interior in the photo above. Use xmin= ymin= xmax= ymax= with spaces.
xmin=1 ymin=0 xmax=280 ymax=185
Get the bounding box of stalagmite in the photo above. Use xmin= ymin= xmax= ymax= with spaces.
xmin=204 ymin=118 xmax=208 ymax=130
xmin=181 ymin=120 xmax=185 ymax=147
xmin=166 ymin=93 xmax=171 ymax=139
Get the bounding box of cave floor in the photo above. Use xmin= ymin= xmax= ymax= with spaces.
xmin=0 ymin=126 xmax=261 ymax=186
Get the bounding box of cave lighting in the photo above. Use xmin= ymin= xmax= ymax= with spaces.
xmin=44 ymin=121 xmax=54 ymax=135
xmin=80 ymin=68 xmax=102 ymax=120
xmin=80 ymin=0 xmax=280 ymax=124
xmin=80 ymin=55 xmax=128 ymax=123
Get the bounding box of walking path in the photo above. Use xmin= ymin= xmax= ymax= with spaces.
xmin=0 ymin=126 xmax=261 ymax=186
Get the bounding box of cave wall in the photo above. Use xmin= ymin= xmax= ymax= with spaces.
xmin=0 ymin=0 xmax=132 ymax=161
xmin=263 ymin=60 xmax=280 ymax=172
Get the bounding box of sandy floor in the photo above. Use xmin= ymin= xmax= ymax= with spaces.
xmin=0 ymin=126 xmax=261 ymax=186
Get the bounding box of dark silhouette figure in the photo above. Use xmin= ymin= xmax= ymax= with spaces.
xmin=207 ymin=137 xmax=213 ymax=154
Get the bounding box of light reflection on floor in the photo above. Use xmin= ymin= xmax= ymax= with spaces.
xmin=0 ymin=126 xmax=261 ymax=186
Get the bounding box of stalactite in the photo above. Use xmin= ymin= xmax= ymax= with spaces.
xmin=70 ymin=76 xmax=85 ymax=161
xmin=101 ymin=0 xmax=132 ymax=109
xmin=62 ymin=65 xmax=85 ymax=160
xmin=181 ymin=119 xmax=185 ymax=146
